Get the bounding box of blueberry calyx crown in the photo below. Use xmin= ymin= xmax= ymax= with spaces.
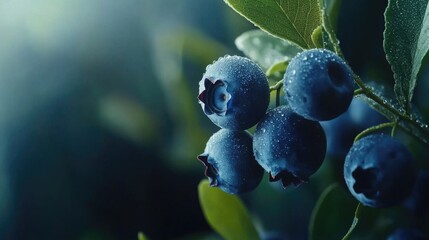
xmin=198 ymin=78 xmax=231 ymax=116
xmin=352 ymin=167 xmax=380 ymax=199
xmin=269 ymin=170 xmax=307 ymax=188
xmin=197 ymin=154 xmax=218 ymax=187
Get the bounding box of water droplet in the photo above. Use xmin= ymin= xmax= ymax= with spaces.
xmin=252 ymin=38 xmax=261 ymax=45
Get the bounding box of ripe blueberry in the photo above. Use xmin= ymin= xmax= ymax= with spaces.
xmin=344 ymin=134 xmax=416 ymax=208
xmin=283 ymin=49 xmax=354 ymax=121
xmin=253 ymin=106 xmax=326 ymax=188
xmin=321 ymin=98 xmax=386 ymax=159
xmin=197 ymin=129 xmax=263 ymax=194
xmin=198 ymin=55 xmax=270 ymax=130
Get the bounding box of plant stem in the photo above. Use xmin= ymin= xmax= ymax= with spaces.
xmin=341 ymin=203 xmax=362 ymax=240
xmin=269 ymin=80 xmax=283 ymax=92
xmin=353 ymin=88 xmax=364 ymax=96
xmin=354 ymin=122 xmax=396 ymax=142
xmin=391 ymin=121 xmax=398 ymax=137
xmin=276 ymin=88 xmax=281 ymax=107
xmin=353 ymin=74 xmax=429 ymax=142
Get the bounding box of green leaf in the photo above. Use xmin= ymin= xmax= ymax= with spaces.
xmin=384 ymin=0 xmax=429 ymax=112
xmin=266 ymin=60 xmax=289 ymax=77
xmin=341 ymin=203 xmax=362 ymax=240
xmin=198 ymin=180 xmax=259 ymax=240
xmin=318 ymin=0 xmax=342 ymax=56
xmin=354 ymin=94 xmax=398 ymax=123
xmin=225 ymin=0 xmax=322 ymax=49
xmin=137 ymin=232 xmax=150 ymax=240
xmin=311 ymin=25 xmax=324 ymax=48
xmin=355 ymin=93 xmax=429 ymax=146
xmin=324 ymin=0 xmax=342 ymax=30
xmin=308 ymin=183 xmax=356 ymax=240
xmin=235 ymin=30 xmax=301 ymax=70
xmin=321 ymin=27 xmax=336 ymax=52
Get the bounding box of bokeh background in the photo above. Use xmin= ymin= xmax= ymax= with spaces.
xmin=0 ymin=0 xmax=428 ymax=239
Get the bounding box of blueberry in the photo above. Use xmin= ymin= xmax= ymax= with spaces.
xmin=283 ymin=49 xmax=354 ymax=121
xmin=403 ymin=170 xmax=429 ymax=217
xmin=198 ymin=55 xmax=270 ymax=130
xmin=197 ymin=129 xmax=264 ymax=194
xmin=387 ymin=228 xmax=425 ymax=240
xmin=321 ymin=98 xmax=386 ymax=159
xmin=253 ymin=106 xmax=326 ymax=188
xmin=344 ymin=134 xmax=416 ymax=208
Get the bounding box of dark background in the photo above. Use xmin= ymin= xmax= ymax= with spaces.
xmin=1 ymin=0 xmax=427 ymax=239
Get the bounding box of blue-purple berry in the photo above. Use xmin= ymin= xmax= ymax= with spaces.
xmin=253 ymin=106 xmax=326 ymax=188
xmin=344 ymin=134 xmax=416 ymax=208
xmin=198 ymin=55 xmax=270 ymax=130
xmin=197 ymin=129 xmax=264 ymax=194
xmin=283 ymin=49 xmax=354 ymax=121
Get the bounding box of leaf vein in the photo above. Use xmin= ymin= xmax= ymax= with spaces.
xmin=304 ymin=0 xmax=312 ymax=42
xmin=294 ymin=0 xmax=299 ymax=24
xmin=274 ymin=0 xmax=310 ymax=48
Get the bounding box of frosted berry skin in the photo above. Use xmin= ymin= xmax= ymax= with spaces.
xmin=283 ymin=49 xmax=354 ymax=121
xmin=344 ymin=134 xmax=416 ymax=208
xmin=197 ymin=129 xmax=263 ymax=194
xmin=253 ymin=106 xmax=326 ymax=188
xmin=198 ymin=55 xmax=270 ymax=130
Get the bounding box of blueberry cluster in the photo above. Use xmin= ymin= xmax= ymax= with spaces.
xmin=197 ymin=51 xmax=331 ymax=193
xmin=197 ymin=50 xmax=421 ymax=211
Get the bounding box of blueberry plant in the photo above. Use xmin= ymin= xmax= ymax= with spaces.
xmin=196 ymin=0 xmax=429 ymax=239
